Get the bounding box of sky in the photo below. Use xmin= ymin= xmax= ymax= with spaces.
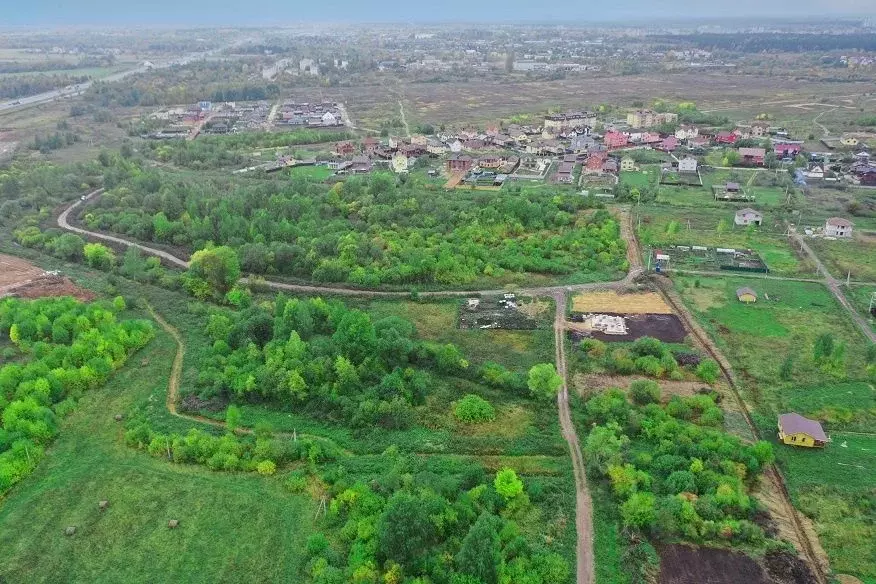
xmin=4 ymin=0 xmax=875 ymax=26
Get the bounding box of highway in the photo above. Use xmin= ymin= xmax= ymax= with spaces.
xmin=0 ymin=41 xmax=251 ymax=113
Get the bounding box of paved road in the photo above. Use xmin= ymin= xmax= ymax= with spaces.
xmin=0 ymin=41 xmax=253 ymax=114
xmin=791 ymin=232 xmax=876 ymax=343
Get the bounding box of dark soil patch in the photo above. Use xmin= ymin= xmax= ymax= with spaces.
xmin=570 ymin=312 xmax=687 ymax=343
xmin=658 ymin=544 xmax=770 ymax=584
xmin=763 ymin=550 xmax=817 ymax=584
xmin=180 ymin=394 xmax=228 ymax=413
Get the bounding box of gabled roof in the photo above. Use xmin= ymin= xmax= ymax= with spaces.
xmin=779 ymin=413 xmax=828 ymax=441
xmin=826 ymin=217 xmax=852 ymax=227
xmin=736 ymin=287 xmax=757 ymax=299
xmin=739 ymin=147 xmax=766 ymax=157
xmin=736 ymin=207 xmax=761 ymax=217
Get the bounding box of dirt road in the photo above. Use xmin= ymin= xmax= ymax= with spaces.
xmin=553 ymin=291 xmax=595 ymax=584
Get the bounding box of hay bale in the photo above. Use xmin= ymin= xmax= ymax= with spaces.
xmin=114 ymin=414 xmax=123 ymax=422
xmin=167 ymin=519 xmax=179 ymax=529
xmin=98 ymin=500 xmax=109 ymax=510
xmin=64 ymin=526 xmax=76 ymax=536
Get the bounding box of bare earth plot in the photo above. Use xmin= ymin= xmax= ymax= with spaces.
xmin=0 ymin=253 xmax=94 ymax=301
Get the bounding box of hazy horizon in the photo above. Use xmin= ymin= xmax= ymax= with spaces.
xmin=5 ymin=0 xmax=876 ymax=26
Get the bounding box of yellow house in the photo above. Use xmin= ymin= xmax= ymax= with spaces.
xmin=778 ymin=413 xmax=829 ymax=448
xmin=620 ymin=157 xmax=637 ymax=171
xmin=840 ymin=136 xmax=859 ymax=147
xmin=736 ymin=287 xmax=757 ymax=304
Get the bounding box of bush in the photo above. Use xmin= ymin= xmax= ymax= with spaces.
xmin=696 ymin=359 xmax=720 ymax=384
xmin=630 ymin=380 xmax=661 ymax=405
xmin=256 ymin=459 xmax=277 ymax=475
xmin=454 ymin=394 xmax=496 ymax=423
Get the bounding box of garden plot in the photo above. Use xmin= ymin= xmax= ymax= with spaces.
xmin=651 ymin=245 xmax=769 ymax=273
xmin=570 ymin=290 xmax=688 ymax=342
xmin=458 ymin=295 xmax=543 ymax=330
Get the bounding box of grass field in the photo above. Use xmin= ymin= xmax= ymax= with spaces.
xmin=638 ymin=205 xmax=813 ymax=276
xmin=808 ymin=237 xmax=876 ymax=282
xmin=763 ymin=428 xmax=876 ymax=583
xmin=847 ymin=284 xmax=876 ymax=331
xmin=676 ymin=275 xmax=875 ymax=582
xmin=0 ymin=328 xmax=316 ymax=584
xmin=287 ymin=164 xmax=332 ymax=181
xmin=0 ymin=247 xmax=577 ymax=581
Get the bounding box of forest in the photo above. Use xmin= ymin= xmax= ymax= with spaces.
xmin=0 ymin=296 xmax=154 ymax=494
xmin=189 ymin=296 xmax=531 ymax=430
xmin=71 ymin=156 xmax=626 ymax=288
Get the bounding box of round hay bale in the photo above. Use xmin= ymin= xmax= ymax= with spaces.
xmin=167 ymin=519 xmax=179 ymax=529
xmin=64 ymin=526 xmax=76 ymax=536
xmin=114 ymin=414 xmax=123 ymax=422
xmin=98 ymin=500 xmax=109 ymax=510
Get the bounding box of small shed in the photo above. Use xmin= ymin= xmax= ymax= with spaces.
xmin=778 ymin=413 xmax=829 ymax=448
xmin=736 ymin=287 xmax=758 ymax=303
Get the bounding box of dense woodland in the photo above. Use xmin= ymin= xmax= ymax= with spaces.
xmin=581 ymin=388 xmax=776 ymax=547
xmin=0 ymin=297 xmax=154 ymax=493
xmin=192 ymin=296 xmax=530 ymax=429
xmin=73 ymin=156 xmax=626 ymax=287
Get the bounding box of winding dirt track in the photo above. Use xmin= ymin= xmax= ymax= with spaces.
xmin=59 ymin=194 xmax=843 ymax=584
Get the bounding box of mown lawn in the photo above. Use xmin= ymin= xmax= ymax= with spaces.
xmin=288 ymin=164 xmax=332 ymax=181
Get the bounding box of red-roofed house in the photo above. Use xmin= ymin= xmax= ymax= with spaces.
xmin=584 ymin=151 xmax=609 ymax=174
xmin=603 ymin=131 xmax=628 ymax=150
xmin=362 ymin=137 xmax=380 ymax=154
xmin=335 ymin=141 xmax=356 ymax=156
xmin=658 ymin=136 xmax=679 ymax=152
xmin=715 ymin=131 xmax=738 ymax=145
xmin=640 ymin=132 xmax=662 ymax=145
xmin=738 ymin=147 xmax=766 ymax=166
xmin=446 ymin=153 xmax=474 ymax=173
xmin=775 ymin=142 xmax=803 ymax=158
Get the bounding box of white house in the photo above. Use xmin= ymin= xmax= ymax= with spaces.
xmin=824 ymin=217 xmax=853 ymax=237
xmin=675 ymin=125 xmax=699 ymax=140
xmin=321 ymin=112 xmax=337 ymax=125
xmin=678 ymin=156 xmax=699 ymax=173
xmin=734 ymin=208 xmax=762 ymax=226
xmin=803 ymin=165 xmax=824 ymax=179
xmin=449 ymin=139 xmax=463 ymax=153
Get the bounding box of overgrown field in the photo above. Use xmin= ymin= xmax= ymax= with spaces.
xmin=0 ymin=252 xmax=577 ymax=583
xmin=675 ymin=275 xmax=876 ymax=583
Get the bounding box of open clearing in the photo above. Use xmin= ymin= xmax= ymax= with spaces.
xmin=0 ymin=253 xmax=95 ymax=300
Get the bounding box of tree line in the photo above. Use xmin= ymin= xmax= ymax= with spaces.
xmin=0 ymin=297 xmax=154 ymax=494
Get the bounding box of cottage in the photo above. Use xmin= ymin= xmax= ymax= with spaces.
xmin=601 ymin=159 xmax=618 ymax=174
xmin=659 ymin=136 xmax=679 ymax=152
xmin=571 ymin=135 xmax=597 ymax=154
xmin=361 ymin=137 xmax=380 ymax=153
xmin=555 ymin=162 xmax=575 ymax=183
xmin=738 ymin=147 xmax=766 ymax=166
xmin=725 ymin=182 xmax=740 ymax=193
xmin=678 ymin=156 xmax=698 ymax=174
xmin=736 ymin=287 xmax=757 ymax=303
xmin=675 ymin=125 xmax=699 ymax=140
xmin=778 ymin=413 xmax=829 ymax=448
xmin=774 ymin=142 xmax=803 ymax=159
xmin=620 ymin=157 xmax=637 ymax=171
xmin=750 ymin=121 xmax=771 ymax=137
xmin=334 ymin=141 xmax=355 ymax=156
xmin=824 ymin=217 xmax=853 ymax=238
xmin=446 ymin=153 xmax=473 ymax=173
xmin=734 ymin=208 xmax=762 ymax=226
xmin=715 ymin=131 xmax=738 ymax=145
xmin=603 ymin=131 xmax=628 ymax=150
xmin=584 ymin=152 xmax=609 ymax=174
xmin=840 ymin=136 xmax=859 ymax=147
xmin=426 ymin=139 xmax=448 ymax=156
xmin=478 ymin=155 xmax=502 ymax=169
xmin=349 ymin=156 xmax=372 ymax=174
xmin=448 ymin=139 xmax=463 ymax=153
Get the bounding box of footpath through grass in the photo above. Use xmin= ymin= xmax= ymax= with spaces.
xmin=0 ymin=328 xmax=316 ymax=584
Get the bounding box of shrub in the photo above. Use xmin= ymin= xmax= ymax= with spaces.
xmin=635 ymin=355 xmax=665 ymax=378
xmin=696 ymin=359 xmax=720 ymax=384
xmin=256 ymin=460 xmax=276 ymax=475
xmin=454 ymin=394 xmax=496 ymax=423
xmin=630 ymin=380 xmax=661 ymax=405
